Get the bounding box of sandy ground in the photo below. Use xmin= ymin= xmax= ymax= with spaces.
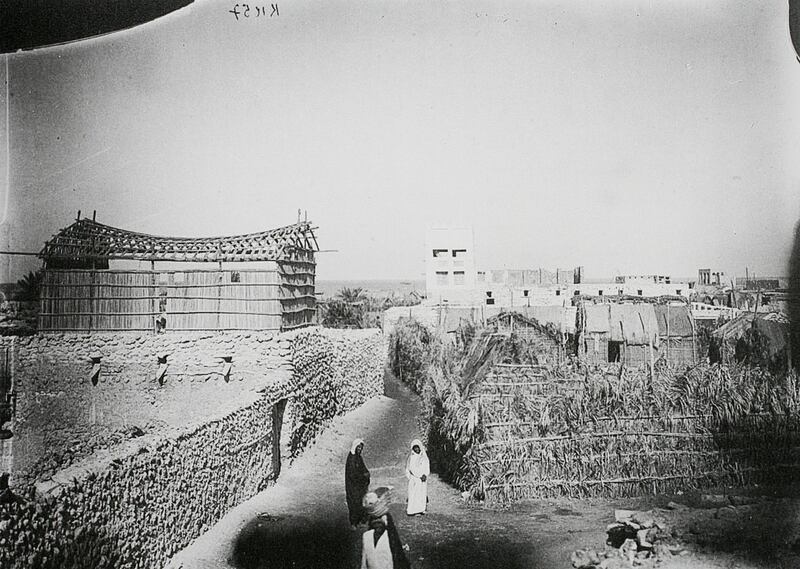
xmin=168 ymin=373 xmax=800 ymax=569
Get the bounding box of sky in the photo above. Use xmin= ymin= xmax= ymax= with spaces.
xmin=1 ymin=0 xmax=800 ymax=283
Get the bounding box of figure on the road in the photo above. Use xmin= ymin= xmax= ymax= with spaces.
xmin=405 ymin=439 xmax=430 ymax=516
xmin=346 ymin=438 xmax=371 ymax=527
xmin=361 ymin=488 xmax=410 ymax=569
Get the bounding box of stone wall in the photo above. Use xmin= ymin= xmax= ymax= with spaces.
xmin=0 ymin=327 xmax=388 ymax=569
xmin=288 ymin=328 xmax=388 ymax=455
xmin=1 ymin=331 xmax=292 ymax=481
xmin=0 ymin=391 xmax=279 ymax=569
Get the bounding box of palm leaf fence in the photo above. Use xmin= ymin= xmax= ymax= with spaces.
xmin=388 ymin=318 xmax=800 ymax=504
xmin=473 ymin=364 xmax=800 ymax=503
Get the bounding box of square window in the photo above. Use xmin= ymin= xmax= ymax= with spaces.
xmin=637 ymin=289 xmax=643 ymax=296
xmin=555 ymin=290 xmax=561 ymax=296
xmin=435 ymin=271 xmax=448 ymax=286
xmin=453 ymin=271 xmax=465 ymax=285
xmin=676 ymin=289 xmax=682 ymax=295
xmin=523 ymin=290 xmax=529 ymax=297
xmin=486 ymin=298 xmax=495 ymax=305
xmin=452 ymin=249 xmax=467 ymax=258
xmin=598 ymin=290 xmax=603 ymax=296
xmin=432 ymin=249 xmax=448 ymax=258
xmin=574 ymin=290 xmax=580 ymax=296
xmin=486 ymin=291 xmax=492 ymax=298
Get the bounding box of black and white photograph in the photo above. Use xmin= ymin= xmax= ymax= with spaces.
xmin=2 ymin=1 xmax=800 ymax=568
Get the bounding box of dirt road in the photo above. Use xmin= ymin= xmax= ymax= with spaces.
xmin=169 ymin=372 xmax=799 ymax=569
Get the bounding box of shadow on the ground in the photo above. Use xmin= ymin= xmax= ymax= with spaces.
xmin=411 ymin=536 xmax=536 ymax=569
xmin=229 ymin=514 xmax=358 ymax=569
xmin=229 ymin=512 xmax=541 ymax=569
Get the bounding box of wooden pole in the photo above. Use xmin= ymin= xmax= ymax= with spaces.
xmin=666 ymin=304 xmax=670 ymax=367
xmin=151 ymin=261 xmax=156 ymax=333
xmin=690 ymin=307 xmax=698 ymax=365
xmin=217 ymin=261 xmax=223 ymax=331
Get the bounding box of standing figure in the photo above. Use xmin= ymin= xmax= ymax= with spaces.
xmin=0 ymin=473 xmax=21 ymax=505
xmin=405 ymin=439 xmax=430 ymax=516
xmin=346 ymin=438 xmax=370 ymax=527
xmin=361 ymin=489 xmax=410 ymax=569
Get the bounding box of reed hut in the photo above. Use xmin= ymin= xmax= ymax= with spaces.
xmin=487 ymin=311 xmax=565 ymax=365
xmin=653 ymin=304 xmax=697 ymax=367
xmin=37 ymin=216 xmax=318 ymax=332
xmin=578 ymin=303 xmax=659 ymax=366
xmin=710 ymin=312 xmax=790 ymax=370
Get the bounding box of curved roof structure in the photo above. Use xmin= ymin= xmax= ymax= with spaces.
xmin=39 ymin=218 xmax=318 ymax=263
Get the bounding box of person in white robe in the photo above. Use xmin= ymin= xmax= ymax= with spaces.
xmin=405 ymin=439 xmax=429 ymax=516
xmin=361 ymin=489 xmax=410 ymax=569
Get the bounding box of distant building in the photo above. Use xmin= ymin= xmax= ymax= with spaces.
xmin=422 ymin=226 xmax=688 ymax=308
xmin=424 ymin=227 xmax=477 ymax=304
xmin=742 ymin=278 xmax=780 ymax=291
xmin=698 ymin=269 xmax=726 ymax=286
xmin=572 ymin=282 xmax=690 ymax=299
xmin=615 ymin=275 xmax=672 ymax=285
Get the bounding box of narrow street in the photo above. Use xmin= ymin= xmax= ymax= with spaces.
xmin=167 ymin=372 xmax=609 ymax=569
xmin=167 ymin=370 xmax=800 ymax=569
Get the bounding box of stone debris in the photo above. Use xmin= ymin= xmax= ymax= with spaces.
xmin=572 ymin=508 xmax=682 ymax=569
xmin=570 ymin=494 xmax=787 ymax=568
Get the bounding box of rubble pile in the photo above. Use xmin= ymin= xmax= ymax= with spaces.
xmin=571 ymin=509 xmax=687 ymax=569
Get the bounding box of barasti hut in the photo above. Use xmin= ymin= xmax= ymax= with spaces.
xmin=37 ymin=213 xmax=318 ymax=333
xmin=577 ymin=301 xmax=697 ymax=367
xmin=486 ymin=309 xmax=574 ymax=366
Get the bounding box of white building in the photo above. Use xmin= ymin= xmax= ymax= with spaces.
xmin=424 ymin=227 xmax=477 ymax=304
xmin=423 ymin=227 xmax=691 ymax=308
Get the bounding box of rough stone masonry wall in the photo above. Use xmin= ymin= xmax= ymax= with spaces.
xmin=1 ymin=332 xmax=291 ymax=481
xmin=288 ymin=328 xmax=389 ymax=455
xmin=0 ymin=327 xmax=388 ymax=569
xmin=0 ymin=391 xmax=279 ymax=569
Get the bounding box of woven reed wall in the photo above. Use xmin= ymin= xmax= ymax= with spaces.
xmin=166 ymin=269 xmax=283 ymax=331
xmin=581 ymin=333 xmax=610 ymax=365
xmin=40 ymin=270 xmax=153 ymax=331
xmin=475 ymin=366 xmax=800 ymax=502
xmin=38 ymin=266 xmax=313 ymax=332
xmin=659 ymin=337 xmax=697 ymax=367
xmin=579 ymin=335 xmax=697 ymax=367
xmin=493 ymin=324 xmax=564 ymax=365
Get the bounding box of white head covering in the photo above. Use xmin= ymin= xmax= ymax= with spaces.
xmin=362 ymin=490 xmax=390 ymax=518
xmin=350 ymin=438 xmax=365 ymax=455
xmin=410 ymin=439 xmax=426 ymax=454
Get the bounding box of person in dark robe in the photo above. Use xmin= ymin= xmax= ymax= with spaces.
xmin=346 ymin=438 xmax=370 ymax=527
xmin=361 ymin=488 xmax=410 ymax=569
xmin=0 ymin=472 xmax=21 ymax=505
